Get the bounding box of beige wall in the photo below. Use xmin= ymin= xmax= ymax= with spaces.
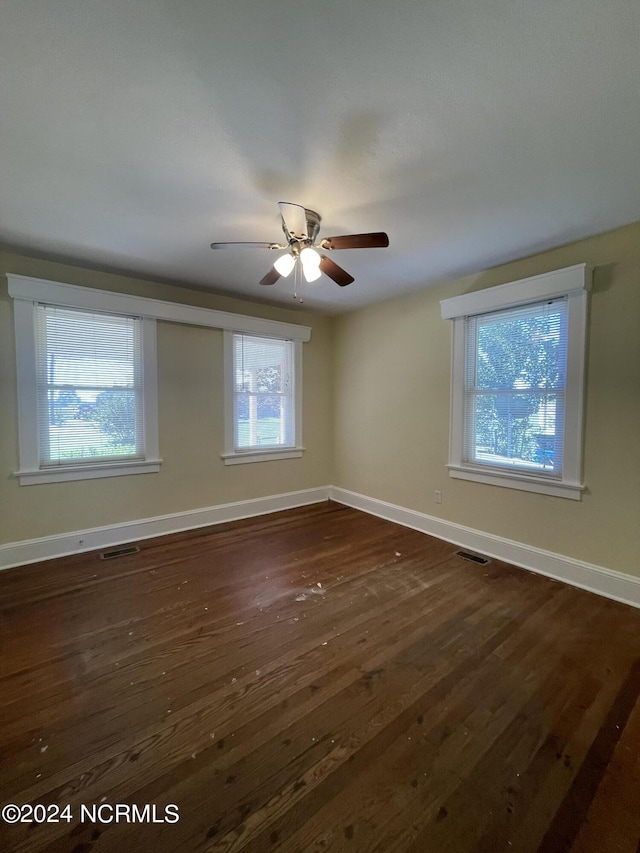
xmin=0 ymin=251 xmax=333 ymax=544
xmin=333 ymin=222 xmax=640 ymax=576
xmin=2 ymin=222 xmax=639 ymax=577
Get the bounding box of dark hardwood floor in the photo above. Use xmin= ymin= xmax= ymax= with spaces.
xmin=1 ymin=501 xmax=639 ymax=852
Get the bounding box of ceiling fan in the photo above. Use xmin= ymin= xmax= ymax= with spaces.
xmin=210 ymin=201 xmax=389 ymax=288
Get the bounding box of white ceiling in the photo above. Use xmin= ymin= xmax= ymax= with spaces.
xmin=2 ymin=1 xmax=640 ymax=313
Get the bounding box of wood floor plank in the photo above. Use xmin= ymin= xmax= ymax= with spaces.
xmin=569 ymin=682 xmax=640 ymax=853
xmin=1 ymin=501 xmax=639 ymax=852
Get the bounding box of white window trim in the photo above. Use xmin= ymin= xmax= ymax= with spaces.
xmin=8 ymin=274 xmax=311 ymax=341
xmin=441 ymin=263 xmax=592 ymax=500
xmin=222 ymin=330 xmax=304 ymax=465
xmin=10 ymin=282 xmax=161 ymax=485
xmin=9 ymin=273 xmax=312 ymax=480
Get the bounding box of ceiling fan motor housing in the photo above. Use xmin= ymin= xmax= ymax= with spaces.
xmin=281 ymin=207 xmax=321 ymax=246
xmin=304 ymin=209 xmax=321 ymax=243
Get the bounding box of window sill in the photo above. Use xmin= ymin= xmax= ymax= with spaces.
xmin=447 ymin=464 xmax=584 ymax=500
xmin=15 ymin=459 xmax=162 ymax=485
xmin=221 ymin=447 xmax=305 ymax=466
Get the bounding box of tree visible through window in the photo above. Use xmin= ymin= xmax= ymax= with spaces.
xmin=465 ymin=299 xmax=567 ymax=476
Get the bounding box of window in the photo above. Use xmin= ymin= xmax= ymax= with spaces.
xmin=10 ymin=273 xmax=310 ymax=479
xmin=36 ymin=305 xmax=146 ymax=466
xmin=463 ymin=298 xmax=567 ymax=475
xmin=223 ymin=331 xmax=303 ymax=464
xmin=10 ymin=279 xmax=160 ymax=484
xmin=441 ymin=264 xmax=591 ymax=499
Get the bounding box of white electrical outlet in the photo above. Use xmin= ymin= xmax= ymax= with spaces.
xmin=434 ymin=490 xmax=442 ymax=504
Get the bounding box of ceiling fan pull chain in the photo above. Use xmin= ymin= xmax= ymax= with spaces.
xmin=292 ymin=259 xmax=303 ymax=303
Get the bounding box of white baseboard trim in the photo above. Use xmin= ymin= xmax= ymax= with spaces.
xmin=3 ymin=484 xmax=638 ymax=612
xmin=0 ymin=487 xmax=331 ymax=571
xmin=329 ymin=486 xmax=640 ymax=610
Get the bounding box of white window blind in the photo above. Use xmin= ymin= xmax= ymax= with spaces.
xmin=232 ymin=333 xmax=295 ymax=452
xmin=463 ymin=298 xmax=568 ymax=478
xmin=35 ymin=305 xmax=145 ymax=467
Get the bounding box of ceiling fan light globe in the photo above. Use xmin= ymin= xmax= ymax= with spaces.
xmin=303 ymin=265 xmax=322 ymax=283
xmin=300 ymin=247 xmax=321 ymax=270
xmin=273 ymin=253 xmax=295 ymax=277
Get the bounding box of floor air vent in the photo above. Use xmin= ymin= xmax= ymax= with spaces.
xmin=455 ymin=550 xmax=490 ymax=566
xmin=99 ymin=545 xmax=140 ymax=560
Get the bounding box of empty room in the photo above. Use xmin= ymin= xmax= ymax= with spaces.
xmin=1 ymin=2 xmax=640 ymax=852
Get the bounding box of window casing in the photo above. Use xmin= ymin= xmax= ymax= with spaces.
xmin=9 ymin=273 xmax=311 ymax=478
xmin=441 ymin=264 xmax=591 ymax=499
xmin=11 ymin=284 xmax=160 ymax=485
xmin=223 ymin=331 xmax=303 ymax=464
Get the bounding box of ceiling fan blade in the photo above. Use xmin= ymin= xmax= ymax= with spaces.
xmin=278 ymin=202 xmax=308 ymax=241
xmin=319 ymin=255 xmax=354 ymax=287
xmin=210 ymin=241 xmax=283 ymax=250
xmin=259 ymin=267 xmax=282 ymax=286
xmin=321 ymin=232 xmax=389 ymax=250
